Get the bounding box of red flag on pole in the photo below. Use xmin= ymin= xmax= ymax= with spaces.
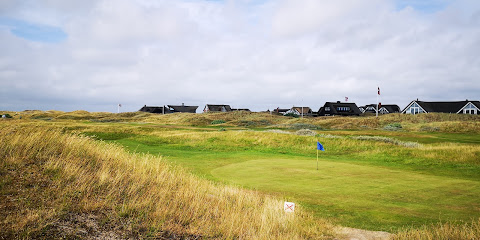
xmin=378 ymin=87 xmax=380 ymax=95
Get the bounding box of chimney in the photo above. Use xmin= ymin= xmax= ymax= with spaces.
xmin=182 ymin=103 xmax=184 ymax=106
xmin=337 ymin=101 xmax=341 ymax=103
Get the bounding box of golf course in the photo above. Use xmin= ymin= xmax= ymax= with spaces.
xmin=1 ymin=110 xmax=479 ymax=239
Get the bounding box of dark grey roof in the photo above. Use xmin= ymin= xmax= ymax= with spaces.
xmin=402 ymin=100 xmax=480 ymax=113
xmin=363 ymin=104 xmax=400 ymax=113
xmin=204 ymin=104 xmax=232 ymax=112
xmin=318 ymin=102 xmax=362 ymax=116
xmin=139 ymin=105 xmax=170 ymax=114
xmin=167 ymin=105 xmax=198 ymax=113
xmin=273 ymin=108 xmax=290 ymax=113
xmin=231 ymin=108 xmax=250 ymax=111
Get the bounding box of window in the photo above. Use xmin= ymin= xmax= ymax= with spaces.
xmin=463 ymin=103 xmax=478 ymax=114
xmin=408 ymin=103 xmax=423 ymax=114
xmin=336 ymin=107 xmax=350 ymax=112
xmin=325 ymin=107 xmax=330 ymax=111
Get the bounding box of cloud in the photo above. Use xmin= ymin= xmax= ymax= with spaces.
xmin=1 ymin=0 xmax=479 ymax=112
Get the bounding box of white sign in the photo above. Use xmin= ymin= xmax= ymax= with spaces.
xmin=284 ymin=202 xmax=295 ymax=213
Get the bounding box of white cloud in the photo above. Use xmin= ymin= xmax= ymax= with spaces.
xmin=1 ymin=0 xmax=479 ymax=112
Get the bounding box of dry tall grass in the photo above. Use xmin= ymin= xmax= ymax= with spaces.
xmin=0 ymin=122 xmax=332 ymax=239
xmin=390 ymin=219 xmax=480 ymax=240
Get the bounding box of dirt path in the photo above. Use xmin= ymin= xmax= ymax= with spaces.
xmin=334 ymin=226 xmax=392 ymax=240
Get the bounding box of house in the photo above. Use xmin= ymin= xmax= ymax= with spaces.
xmin=167 ymin=103 xmax=198 ymax=113
xmin=318 ymin=101 xmax=362 ymax=116
xmin=401 ymin=100 xmax=480 ymax=115
xmin=203 ymin=104 xmax=232 ymax=112
xmin=139 ymin=105 xmax=171 ymax=114
xmin=273 ymin=108 xmax=290 ymax=115
xmin=360 ymin=104 xmax=400 ymax=114
xmin=231 ymin=108 xmax=251 ymax=112
xmin=285 ymin=106 xmax=313 ymax=117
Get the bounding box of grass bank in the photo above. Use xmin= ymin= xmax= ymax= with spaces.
xmin=0 ymin=122 xmax=332 ymax=239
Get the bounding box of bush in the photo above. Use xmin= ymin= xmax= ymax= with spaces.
xmin=295 ymin=129 xmax=317 ymax=136
xmin=384 ymin=123 xmax=402 ymax=131
xmin=1 ymin=113 xmax=12 ymax=118
xmin=211 ymin=120 xmax=226 ymax=125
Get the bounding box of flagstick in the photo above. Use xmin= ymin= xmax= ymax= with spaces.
xmin=316 ymin=149 xmax=318 ymax=170
xmin=376 ymin=88 xmax=379 ymax=117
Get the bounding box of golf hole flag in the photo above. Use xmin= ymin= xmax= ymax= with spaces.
xmin=284 ymin=202 xmax=295 ymax=213
xmin=317 ymin=141 xmax=325 ymax=151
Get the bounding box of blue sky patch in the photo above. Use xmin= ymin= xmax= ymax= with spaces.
xmin=0 ymin=18 xmax=67 ymax=43
xmin=395 ymin=0 xmax=452 ymax=13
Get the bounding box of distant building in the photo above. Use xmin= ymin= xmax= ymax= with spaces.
xmin=286 ymin=106 xmax=313 ymax=117
xmin=318 ymin=101 xmax=362 ymax=116
xmin=139 ymin=105 xmax=170 ymax=114
xmin=167 ymin=103 xmax=198 ymax=113
xmin=273 ymin=108 xmax=290 ymax=115
xmin=360 ymin=104 xmax=400 ymax=114
xmin=402 ymin=100 xmax=480 ymax=115
xmin=231 ymin=108 xmax=251 ymax=112
xmin=203 ymin=104 xmax=232 ymax=112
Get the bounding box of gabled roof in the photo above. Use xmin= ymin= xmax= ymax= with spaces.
xmin=318 ymin=102 xmax=362 ymax=116
xmin=363 ymin=104 xmax=400 ymax=113
xmin=204 ymin=104 xmax=232 ymax=112
xmin=139 ymin=105 xmax=170 ymax=114
xmin=457 ymin=101 xmax=480 ymax=113
xmin=402 ymin=100 xmax=480 ymax=113
xmin=291 ymin=107 xmax=313 ymax=114
xmin=167 ymin=105 xmax=198 ymax=113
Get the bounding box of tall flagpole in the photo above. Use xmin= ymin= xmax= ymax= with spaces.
xmin=376 ymin=87 xmax=379 ymax=117
xmin=316 ymin=148 xmax=319 ymax=170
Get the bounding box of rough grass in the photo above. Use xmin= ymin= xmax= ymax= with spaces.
xmin=2 ymin=110 xmax=480 ymax=238
xmin=0 ymin=123 xmax=332 ymax=239
xmin=7 ymin=110 xmax=480 ymax=133
xmin=391 ymin=219 xmax=480 ymax=240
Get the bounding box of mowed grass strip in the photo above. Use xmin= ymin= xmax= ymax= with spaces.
xmin=211 ymin=158 xmax=480 ymax=232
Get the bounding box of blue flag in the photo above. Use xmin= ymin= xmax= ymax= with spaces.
xmin=317 ymin=141 xmax=325 ymax=151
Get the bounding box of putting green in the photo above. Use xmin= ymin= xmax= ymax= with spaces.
xmin=211 ymin=158 xmax=480 ymax=231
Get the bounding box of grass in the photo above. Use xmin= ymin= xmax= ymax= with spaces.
xmin=68 ymin=122 xmax=480 ymax=232
xmin=2 ymin=111 xmax=480 ymax=238
xmin=0 ymin=123 xmax=332 ymax=239
xmin=391 ymin=219 xmax=480 ymax=240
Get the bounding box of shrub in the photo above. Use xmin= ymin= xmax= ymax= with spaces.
xmin=295 ymin=129 xmax=317 ymax=136
xmin=384 ymin=123 xmax=402 ymax=131
xmin=211 ymin=119 xmax=226 ymax=125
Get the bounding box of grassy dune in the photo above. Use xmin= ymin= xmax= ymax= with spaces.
xmin=0 ymin=123 xmax=332 ymax=239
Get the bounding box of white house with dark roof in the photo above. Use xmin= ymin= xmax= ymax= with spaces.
xmin=360 ymin=104 xmax=400 ymax=114
xmin=402 ymin=100 xmax=480 ymax=115
xmin=203 ymin=104 xmax=232 ymax=112
xmin=286 ymin=106 xmax=313 ymax=117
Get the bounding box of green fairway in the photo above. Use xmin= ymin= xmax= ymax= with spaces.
xmin=211 ymin=158 xmax=480 ymax=231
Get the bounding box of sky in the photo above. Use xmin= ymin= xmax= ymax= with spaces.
xmin=0 ymin=0 xmax=479 ymax=113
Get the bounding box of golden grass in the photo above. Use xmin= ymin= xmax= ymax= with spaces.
xmin=0 ymin=122 xmax=333 ymax=239
xmin=7 ymin=110 xmax=479 ymax=133
xmin=391 ymin=219 xmax=480 ymax=240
